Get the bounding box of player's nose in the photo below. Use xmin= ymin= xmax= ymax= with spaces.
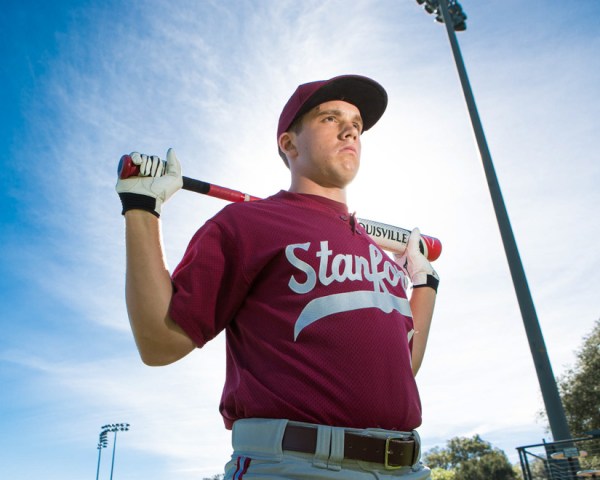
xmin=339 ymin=121 xmax=359 ymax=140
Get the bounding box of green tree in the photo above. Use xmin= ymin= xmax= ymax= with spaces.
xmin=423 ymin=435 xmax=517 ymax=480
xmin=431 ymin=467 xmax=456 ymax=479
xmin=558 ymin=318 xmax=600 ymax=437
xmin=512 ymin=463 xmax=525 ymax=480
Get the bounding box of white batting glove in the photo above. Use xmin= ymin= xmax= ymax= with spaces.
xmin=116 ymin=148 xmax=183 ymax=217
xmin=394 ymin=228 xmax=440 ymax=292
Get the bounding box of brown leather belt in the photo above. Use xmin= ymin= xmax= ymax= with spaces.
xmin=282 ymin=424 xmax=419 ymax=469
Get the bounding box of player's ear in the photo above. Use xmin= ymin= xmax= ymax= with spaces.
xmin=278 ymin=132 xmax=298 ymax=160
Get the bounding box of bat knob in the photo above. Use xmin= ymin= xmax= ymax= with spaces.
xmin=117 ymin=154 xmax=140 ymax=179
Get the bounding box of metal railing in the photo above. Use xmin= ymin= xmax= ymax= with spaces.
xmin=517 ymin=433 xmax=600 ymax=479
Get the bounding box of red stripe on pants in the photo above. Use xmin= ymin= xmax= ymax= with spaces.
xmin=233 ymin=456 xmax=251 ymax=479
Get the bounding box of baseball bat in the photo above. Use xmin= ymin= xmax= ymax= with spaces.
xmin=118 ymin=154 xmax=442 ymax=261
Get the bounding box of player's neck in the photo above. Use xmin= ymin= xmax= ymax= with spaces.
xmin=288 ymin=177 xmax=348 ymax=204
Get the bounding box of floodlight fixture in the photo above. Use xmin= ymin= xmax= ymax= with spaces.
xmin=416 ymin=0 xmax=467 ymax=31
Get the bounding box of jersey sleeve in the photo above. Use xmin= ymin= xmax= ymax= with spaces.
xmin=169 ymin=219 xmax=250 ymax=347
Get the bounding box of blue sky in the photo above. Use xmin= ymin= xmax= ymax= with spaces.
xmin=1 ymin=1 xmax=599 ymax=479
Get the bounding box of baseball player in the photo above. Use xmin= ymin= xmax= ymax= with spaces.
xmin=116 ymin=74 xmax=439 ymax=478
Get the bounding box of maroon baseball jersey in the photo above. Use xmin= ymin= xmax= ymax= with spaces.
xmin=170 ymin=190 xmax=421 ymax=431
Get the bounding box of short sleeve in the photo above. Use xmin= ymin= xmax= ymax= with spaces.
xmin=170 ymin=219 xmax=250 ymax=347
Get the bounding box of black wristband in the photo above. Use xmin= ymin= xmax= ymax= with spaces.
xmin=118 ymin=192 xmax=159 ymax=218
xmin=413 ymin=274 xmax=439 ymax=293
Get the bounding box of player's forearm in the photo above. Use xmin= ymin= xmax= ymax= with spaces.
xmin=124 ymin=210 xmax=194 ymax=365
xmin=409 ymin=287 xmax=436 ymax=376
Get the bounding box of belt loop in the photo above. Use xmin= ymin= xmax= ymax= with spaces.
xmin=327 ymin=427 xmax=344 ymax=471
xmin=312 ymin=425 xmax=331 ymax=469
xmin=411 ymin=430 xmax=421 ymax=466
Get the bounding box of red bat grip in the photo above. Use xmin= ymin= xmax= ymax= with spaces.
xmin=118 ymin=154 xmax=260 ymax=202
xmin=205 ymin=184 xmax=261 ymax=203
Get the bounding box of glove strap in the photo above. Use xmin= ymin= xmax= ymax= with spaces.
xmin=119 ymin=192 xmax=159 ymax=218
xmin=413 ymin=274 xmax=439 ymax=293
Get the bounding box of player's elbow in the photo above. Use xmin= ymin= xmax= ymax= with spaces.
xmin=138 ymin=350 xmax=175 ymax=367
xmin=130 ymin=314 xmax=196 ymax=366
xmin=137 ymin=345 xmax=191 ymax=366
xmin=140 ymin=356 xmax=175 ymax=367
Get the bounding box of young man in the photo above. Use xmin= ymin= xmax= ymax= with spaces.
xmin=116 ymin=75 xmax=438 ymax=478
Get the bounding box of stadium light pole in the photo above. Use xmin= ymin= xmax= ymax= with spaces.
xmin=415 ymin=0 xmax=572 ymax=442
xmin=102 ymin=423 xmax=130 ymax=480
xmin=96 ymin=429 xmax=109 ymax=480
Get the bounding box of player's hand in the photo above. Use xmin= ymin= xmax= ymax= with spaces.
xmin=116 ymin=148 xmax=183 ymax=217
xmin=394 ymin=228 xmax=440 ymax=292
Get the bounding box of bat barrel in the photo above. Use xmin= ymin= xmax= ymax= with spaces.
xmin=421 ymin=235 xmax=442 ymax=262
xmin=357 ymin=218 xmax=442 ymax=261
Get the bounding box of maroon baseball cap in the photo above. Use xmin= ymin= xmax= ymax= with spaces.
xmin=277 ymin=75 xmax=388 ymax=160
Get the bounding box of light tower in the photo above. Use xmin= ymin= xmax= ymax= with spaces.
xmin=414 ymin=0 xmax=572 ymax=442
xmin=96 ymin=423 xmax=130 ymax=480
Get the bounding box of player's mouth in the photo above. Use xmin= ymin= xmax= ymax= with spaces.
xmin=339 ymin=145 xmax=358 ymax=155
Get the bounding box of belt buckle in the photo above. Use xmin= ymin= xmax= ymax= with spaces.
xmin=384 ymin=435 xmax=407 ymax=470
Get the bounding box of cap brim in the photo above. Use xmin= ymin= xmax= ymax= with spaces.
xmin=295 ymin=75 xmax=388 ymax=132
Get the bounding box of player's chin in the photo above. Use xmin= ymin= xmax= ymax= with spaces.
xmin=332 ymin=165 xmax=359 ymax=187
xmin=335 ymin=149 xmax=359 ymax=166
xmin=340 ymin=158 xmax=360 ymax=178
xmin=338 ymin=148 xmax=360 ymax=162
